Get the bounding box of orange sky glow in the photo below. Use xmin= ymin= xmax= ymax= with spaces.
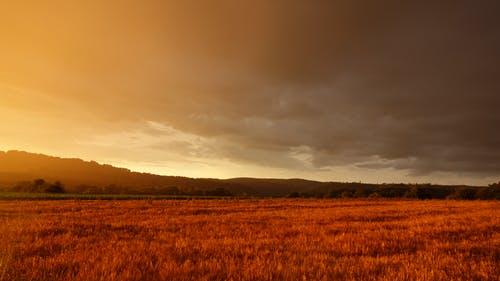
xmin=1 ymin=1 xmax=499 ymax=185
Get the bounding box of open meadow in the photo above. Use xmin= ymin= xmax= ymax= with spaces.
xmin=0 ymin=199 xmax=498 ymax=281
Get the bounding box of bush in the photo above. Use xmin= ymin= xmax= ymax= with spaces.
xmin=44 ymin=181 xmax=65 ymax=193
xmin=354 ymin=188 xmax=372 ymax=198
xmin=476 ymin=186 xmax=500 ymax=200
xmin=403 ymin=186 xmax=419 ymax=199
xmin=340 ymin=190 xmax=354 ymax=198
xmin=447 ymin=188 xmax=477 ymax=200
xmin=375 ymin=186 xmax=407 ymax=198
xmin=325 ymin=190 xmax=342 ymax=198
xmin=13 ymin=179 xmax=65 ymax=193
xmin=205 ymin=188 xmax=232 ymax=197
xmin=403 ymin=185 xmax=453 ymax=199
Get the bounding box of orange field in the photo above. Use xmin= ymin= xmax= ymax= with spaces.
xmin=0 ymin=199 xmax=498 ymax=281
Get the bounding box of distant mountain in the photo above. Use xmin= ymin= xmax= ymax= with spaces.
xmin=0 ymin=150 xmax=244 ymax=194
xmin=0 ymin=150 xmax=313 ymax=195
xmin=0 ymin=150 xmax=495 ymax=199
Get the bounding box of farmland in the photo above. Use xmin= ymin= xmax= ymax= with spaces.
xmin=0 ymin=199 xmax=498 ymax=281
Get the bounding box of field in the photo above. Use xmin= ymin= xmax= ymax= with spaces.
xmin=0 ymin=199 xmax=498 ymax=281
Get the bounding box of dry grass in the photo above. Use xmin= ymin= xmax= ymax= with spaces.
xmin=0 ymin=199 xmax=498 ymax=281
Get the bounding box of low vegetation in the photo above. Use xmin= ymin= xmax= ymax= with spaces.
xmin=11 ymin=179 xmax=65 ymax=194
xmin=2 ymin=178 xmax=499 ymax=200
xmin=3 ymin=179 xmax=234 ymax=198
xmin=0 ymin=199 xmax=498 ymax=280
xmin=298 ymin=182 xmax=500 ymax=200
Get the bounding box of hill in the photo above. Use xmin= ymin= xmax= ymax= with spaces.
xmin=0 ymin=150 xmax=498 ymax=199
xmin=0 ymin=150 xmax=241 ymax=195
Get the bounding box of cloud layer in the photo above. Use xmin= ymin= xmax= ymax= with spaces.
xmin=1 ymin=1 xmax=499 ymax=183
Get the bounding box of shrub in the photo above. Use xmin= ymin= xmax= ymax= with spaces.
xmin=44 ymin=181 xmax=65 ymax=193
xmin=403 ymin=186 xmax=419 ymax=199
xmin=354 ymin=187 xmax=372 ymax=198
xmin=12 ymin=179 xmax=65 ymax=193
xmin=447 ymin=188 xmax=477 ymax=200
xmin=205 ymin=188 xmax=232 ymax=197
xmin=476 ymin=186 xmax=500 ymax=200
xmin=340 ymin=190 xmax=354 ymax=198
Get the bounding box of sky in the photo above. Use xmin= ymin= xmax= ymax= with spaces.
xmin=1 ymin=1 xmax=499 ymax=185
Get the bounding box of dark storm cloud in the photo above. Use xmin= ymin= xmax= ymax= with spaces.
xmin=1 ymin=0 xmax=499 ymax=179
xmin=139 ymin=0 xmax=500 ymax=176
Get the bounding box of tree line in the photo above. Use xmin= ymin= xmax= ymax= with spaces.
xmin=4 ymin=178 xmax=500 ymax=200
xmin=288 ymin=183 xmax=500 ymax=200
xmin=13 ymin=179 xmax=65 ymax=193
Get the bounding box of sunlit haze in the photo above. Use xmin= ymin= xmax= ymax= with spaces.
xmin=1 ymin=1 xmax=499 ymax=185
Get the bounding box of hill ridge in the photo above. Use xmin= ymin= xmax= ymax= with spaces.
xmin=1 ymin=150 xmax=496 ymax=199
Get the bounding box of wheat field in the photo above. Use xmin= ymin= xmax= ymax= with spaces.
xmin=0 ymin=199 xmax=498 ymax=281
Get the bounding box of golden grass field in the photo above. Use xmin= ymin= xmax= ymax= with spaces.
xmin=0 ymin=199 xmax=498 ymax=281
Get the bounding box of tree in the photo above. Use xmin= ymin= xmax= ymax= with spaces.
xmin=34 ymin=179 xmax=46 ymax=187
xmin=205 ymin=188 xmax=232 ymax=196
xmin=44 ymin=181 xmax=65 ymax=193
xmin=447 ymin=188 xmax=476 ymax=200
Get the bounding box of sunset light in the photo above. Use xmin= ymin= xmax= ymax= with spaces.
xmin=0 ymin=2 xmax=499 ymax=280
